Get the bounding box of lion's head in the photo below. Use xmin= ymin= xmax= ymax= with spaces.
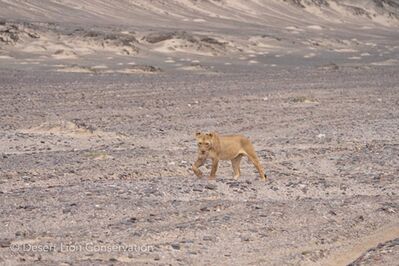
xmin=195 ymin=132 xmax=214 ymax=156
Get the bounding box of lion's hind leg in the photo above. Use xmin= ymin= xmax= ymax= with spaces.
xmin=231 ymin=154 xmax=243 ymax=179
xmin=243 ymin=141 xmax=266 ymax=180
xmin=247 ymin=153 xmax=266 ymax=180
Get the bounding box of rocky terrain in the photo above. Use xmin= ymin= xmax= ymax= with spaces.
xmin=0 ymin=0 xmax=398 ymax=265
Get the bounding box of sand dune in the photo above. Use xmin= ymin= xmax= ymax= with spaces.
xmin=0 ymin=0 xmax=398 ymax=72
xmin=1 ymin=1 xmax=398 ymax=29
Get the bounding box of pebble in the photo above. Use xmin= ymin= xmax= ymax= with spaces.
xmin=0 ymin=239 xmax=11 ymax=248
xmin=241 ymin=236 xmax=251 ymax=242
xmin=200 ymin=207 xmax=210 ymax=212
xmin=171 ymin=243 xmax=180 ymax=250
xmin=205 ymin=184 xmax=217 ymax=190
xmin=63 ymin=208 xmax=72 ymax=214
xmin=121 ymin=217 xmax=137 ymax=224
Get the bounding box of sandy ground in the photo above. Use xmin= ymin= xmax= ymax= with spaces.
xmin=0 ymin=66 xmax=398 ymax=265
xmin=1 ymin=0 xmax=399 ymax=265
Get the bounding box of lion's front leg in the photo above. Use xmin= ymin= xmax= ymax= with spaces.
xmin=208 ymin=158 xmax=219 ymax=179
xmin=192 ymin=156 xmax=206 ymax=178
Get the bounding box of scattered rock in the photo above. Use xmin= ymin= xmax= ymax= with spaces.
xmin=203 ymin=236 xmax=215 ymax=241
xmin=205 ymin=184 xmax=217 ymax=190
xmin=240 ymin=236 xmax=251 ymax=242
xmin=200 ymin=207 xmax=210 ymax=212
xmin=0 ymin=239 xmax=11 ymax=248
xmin=121 ymin=217 xmax=137 ymax=225
xmin=171 ymin=243 xmax=180 ymax=250
xmin=62 ymin=208 xmax=73 ymax=214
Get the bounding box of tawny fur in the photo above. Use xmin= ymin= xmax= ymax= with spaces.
xmin=192 ymin=132 xmax=267 ymax=180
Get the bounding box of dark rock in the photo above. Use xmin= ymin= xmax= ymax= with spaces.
xmin=15 ymin=231 xmax=26 ymax=237
xmin=171 ymin=243 xmax=180 ymax=250
xmin=205 ymin=184 xmax=217 ymax=190
xmin=200 ymin=207 xmax=210 ymax=212
xmin=17 ymin=205 xmax=35 ymax=211
xmin=240 ymin=236 xmax=250 ymax=242
xmin=63 ymin=208 xmax=72 ymax=214
xmin=0 ymin=239 xmax=11 ymax=248
xmin=203 ymin=236 xmax=215 ymax=241
xmin=121 ymin=217 xmax=137 ymax=225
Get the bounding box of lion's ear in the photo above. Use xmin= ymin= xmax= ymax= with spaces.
xmin=206 ymin=132 xmax=214 ymax=138
xmin=195 ymin=132 xmax=202 ymax=138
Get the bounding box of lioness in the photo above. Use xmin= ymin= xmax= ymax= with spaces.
xmin=192 ymin=132 xmax=267 ymax=180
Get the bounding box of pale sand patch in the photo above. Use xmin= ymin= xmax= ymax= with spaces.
xmin=224 ymin=62 xmax=232 ymax=65
xmin=165 ymin=59 xmax=175 ymax=63
xmin=193 ymin=18 xmax=206 ymax=22
xmin=304 ymin=53 xmax=316 ymax=58
xmin=0 ymin=55 xmax=13 ymax=59
xmin=20 ymin=61 xmax=40 ymax=65
xmin=307 ymin=25 xmax=323 ymax=30
xmin=284 ymin=26 xmax=303 ymax=34
xmin=285 ymin=26 xmax=304 ymax=32
xmin=248 ymin=60 xmax=258 ymax=64
xmin=26 ymin=58 xmax=44 ymax=61
xmin=91 ymin=65 xmax=108 ymax=69
xmin=365 ymin=42 xmax=377 ymax=47
xmin=360 ymin=53 xmax=370 ymax=56
xmin=321 ymin=223 xmax=399 ymax=266
xmin=248 ymin=37 xmax=282 ymax=50
xmin=371 ymin=59 xmax=399 ymax=66
xmin=127 ymin=62 xmax=136 ymax=65
xmin=348 ymin=56 xmax=361 ymax=60
xmin=334 ymin=48 xmax=358 ymax=53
